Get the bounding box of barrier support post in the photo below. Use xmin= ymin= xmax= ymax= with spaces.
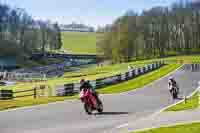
xmin=34 ymin=87 xmax=37 ymax=99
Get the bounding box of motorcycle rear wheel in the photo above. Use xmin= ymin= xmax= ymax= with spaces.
xmin=172 ymin=90 xmax=178 ymax=99
xmin=97 ymin=101 xmax=103 ymax=113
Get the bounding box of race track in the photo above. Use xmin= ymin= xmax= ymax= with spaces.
xmin=0 ymin=64 xmax=199 ymax=133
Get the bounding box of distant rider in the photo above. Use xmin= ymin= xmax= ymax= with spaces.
xmin=80 ymin=79 xmax=88 ymax=91
xmin=168 ymin=77 xmax=179 ymax=95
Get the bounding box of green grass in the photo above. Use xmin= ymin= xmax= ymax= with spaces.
xmin=19 ymin=55 xmax=200 ymax=89
xmin=61 ymin=32 xmax=98 ymax=54
xmin=2 ymin=54 xmax=200 ymax=111
xmin=134 ymin=122 xmax=200 ymax=133
xmin=1 ymin=59 xmax=154 ymax=94
xmin=0 ymin=95 xmax=78 ymax=111
xmin=98 ymin=64 xmax=181 ymax=94
xmin=166 ymin=92 xmax=199 ymax=111
xmin=62 ymin=60 xmax=150 ymax=79
xmin=3 ymin=54 xmax=199 ymax=97
xmin=161 ymin=55 xmax=200 ymax=63
xmin=61 ymin=55 xmax=200 ymax=82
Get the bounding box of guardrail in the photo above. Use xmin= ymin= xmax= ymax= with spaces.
xmin=0 ymin=72 xmax=46 ymax=82
xmin=30 ymin=53 xmax=98 ymax=60
xmin=0 ymin=61 xmax=165 ymax=100
xmin=55 ymin=61 xmax=165 ymax=96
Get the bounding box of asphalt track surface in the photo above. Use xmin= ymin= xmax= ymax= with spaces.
xmin=0 ymin=64 xmax=200 ymax=133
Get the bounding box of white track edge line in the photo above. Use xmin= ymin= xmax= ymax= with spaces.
xmin=133 ymin=120 xmax=200 ymax=132
xmin=121 ymin=85 xmax=200 ymax=133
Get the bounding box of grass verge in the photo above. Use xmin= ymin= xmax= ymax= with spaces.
xmin=134 ymin=122 xmax=200 ymax=133
xmin=0 ymin=95 xmax=78 ymax=111
xmin=0 ymin=60 xmax=150 ymax=94
xmin=166 ymin=92 xmax=199 ymax=111
xmin=98 ymin=64 xmax=181 ymax=94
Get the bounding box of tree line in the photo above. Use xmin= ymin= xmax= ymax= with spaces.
xmin=97 ymin=0 xmax=200 ymax=63
xmin=0 ymin=3 xmax=62 ymax=57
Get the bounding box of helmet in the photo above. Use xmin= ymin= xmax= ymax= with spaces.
xmin=80 ymin=79 xmax=85 ymax=84
xmin=168 ymin=77 xmax=175 ymax=82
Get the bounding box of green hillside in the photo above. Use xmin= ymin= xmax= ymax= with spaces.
xmin=61 ymin=32 xmax=98 ymax=54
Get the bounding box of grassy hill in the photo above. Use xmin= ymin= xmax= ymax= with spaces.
xmin=61 ymin=32 xmax=98 ymax=54
xmin=1 ymin=32 xmax=98 ymax=68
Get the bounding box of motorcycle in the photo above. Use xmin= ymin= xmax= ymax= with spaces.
xmin=80 ymin=89 xmax=103 ymax=115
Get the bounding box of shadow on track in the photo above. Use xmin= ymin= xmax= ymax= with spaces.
xmin=176 ymin=97 xmax=184 ymax=100
xmin=94 ymin=112 xmax=129 ymax=115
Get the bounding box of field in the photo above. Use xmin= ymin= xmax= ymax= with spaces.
xmin=61 ymin=32 xmax=98 ymax=54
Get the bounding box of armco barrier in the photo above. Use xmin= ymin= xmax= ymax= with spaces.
xmin=142 ymin=67 xmax=145 ymax=73
xmin=138 ymin=68 xmax=141 ymax=75
xmin=131 ymin=69 xmax=136 ymax=78
xmin=57 ymin=83 xmax=74 ymax=96
xmin=56 ymin=61 xmax=165 ymax=96
xmin=64 ymin=83 xmax=74 ymax=95
xmin=95 ymin=75 xmax=121 ymax=89
xmin=135 ymin=68 xmax=138 ymax=76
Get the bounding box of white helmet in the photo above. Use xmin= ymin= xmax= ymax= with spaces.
xmin=169 ymin=77 xmax=174 ymax=80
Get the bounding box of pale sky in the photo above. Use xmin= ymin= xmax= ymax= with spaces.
xmin=3 ymin=0 xmax=180 ymax=28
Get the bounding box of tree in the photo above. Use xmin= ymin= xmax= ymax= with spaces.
xmin=97 ymin=0 xmax=200 ymax=63
xmin=53 ymin=23 xmax=63 ymax=50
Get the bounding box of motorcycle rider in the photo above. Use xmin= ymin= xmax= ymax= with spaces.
xmin=168 ymin=77 xmax=179 ymax=97
xmin=80 ymin=79 xmax=101 ymax=104
xmin=80 ymin=79 xmax=87 ymax=91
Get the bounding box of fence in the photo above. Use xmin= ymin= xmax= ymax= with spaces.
xmin=0 ymin=90 xmax=13 ymax=100
xmin=55 ymin=61 xmax=165 ymax=96
xmin=0 ymin=72 xmax=46 ymax=82
xmin=0 ymin=85 xmax=50 ymax=100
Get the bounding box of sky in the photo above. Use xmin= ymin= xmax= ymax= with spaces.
xmin=2 ymin=0 xmax=180 ymax=28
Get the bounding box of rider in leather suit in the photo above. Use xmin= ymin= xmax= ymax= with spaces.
xmin=80 ymin=79 xmax=101 ymax=104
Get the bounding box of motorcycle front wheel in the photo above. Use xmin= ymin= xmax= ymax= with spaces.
xmin=84 ymin=103 xmax=92 ymax=115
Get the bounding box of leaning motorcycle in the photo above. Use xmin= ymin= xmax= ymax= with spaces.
xmin=170 ymin=86 xmax=179 ymax=99
xmin=80 ymin=89 xmax=103 ymax=115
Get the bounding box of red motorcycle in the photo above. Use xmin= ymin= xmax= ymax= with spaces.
xmin=80 ymin=89 xmax=103 ymax=115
